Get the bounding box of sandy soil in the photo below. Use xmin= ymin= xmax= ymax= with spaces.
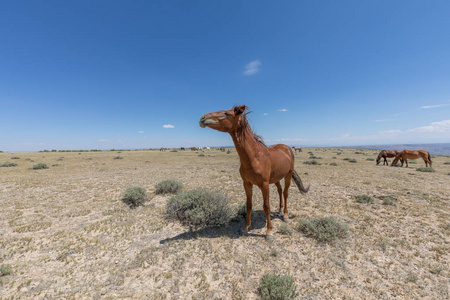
xmin=0 ymin=149 xmax=449 ymax=299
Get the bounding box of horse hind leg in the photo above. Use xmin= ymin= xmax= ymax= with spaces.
xmin=282 ymin=174 xmax=292 ymax=222
xmin=275 ymin=182 xmax=283 ymax=215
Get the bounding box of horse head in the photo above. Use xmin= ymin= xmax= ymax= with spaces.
xmin=391 ymin=156 xmax=399 ymax=166
xmin=199 ymin=105 xmax=248 ymax=133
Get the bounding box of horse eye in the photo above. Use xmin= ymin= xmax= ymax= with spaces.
xmin=224 ymin=112 xmax=230 ymax=116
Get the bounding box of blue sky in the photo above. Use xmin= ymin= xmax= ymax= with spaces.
xmin=1 ymin=1 xmax=450 ymax=152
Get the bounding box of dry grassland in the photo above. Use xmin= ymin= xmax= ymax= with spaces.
xmin=0 ymin=149 xmax=449 ymax=299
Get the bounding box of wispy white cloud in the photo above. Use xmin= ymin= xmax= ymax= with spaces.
xmin=138 ymin=131 xmax=144 ymax=134
xmin=278 ymin=108 xmax=288 ymax=112
xmin=421 ymin=103 xmax=450 ymax=109
xmin=163 ymin=124 xmax=175 ymax=129
xmin=98 ymin=139 xmax=109 ymax=142
xmin=243 ymin=60 xmax=261 ymax=75
xmin=408 ymin=120 xmax=450 ymax=133
xmin=263 ymin=113 xmax=268 ymax=116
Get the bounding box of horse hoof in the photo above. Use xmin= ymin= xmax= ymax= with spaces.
xmin=240 ymin=228 xmax=249 ymax=236
xmin=282 ymin=217 xmax=289 ymax=223
xmin=265 ymin=235 xmax=274 ymax=242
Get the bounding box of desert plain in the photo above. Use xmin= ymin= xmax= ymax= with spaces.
xmin=0 ymin=148 xmax=449 ymax=299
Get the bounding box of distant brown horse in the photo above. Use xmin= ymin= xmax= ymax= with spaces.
xmin=199 ymin=105 xmax=309 ymax=241
xmin=376 ymin=150 xmax=401 ymax=165
xmin=392 ymin=150 xmax=432 ymax=168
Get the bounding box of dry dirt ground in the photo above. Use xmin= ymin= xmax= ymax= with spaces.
xmin=0 ymin=149 xmax=449 ymax=299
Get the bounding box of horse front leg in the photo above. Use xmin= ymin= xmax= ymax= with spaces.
xmin=242 ymin=181 xmax=253 ymax=235
xmin=260 ymin=182 xmax=273 ymax=241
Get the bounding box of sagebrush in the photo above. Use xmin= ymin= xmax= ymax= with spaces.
xmin=155 ymin=179 xmax=183 ymax=194
xmin=167 ymin=189 xmax=233 ymax=227
xmin=298 ymin=216 xmax=348 ymax=243
xmin=122 ymin=186 xmax=147 ymax=208
xmin=259 ymin=273 xmax=298 ymax=300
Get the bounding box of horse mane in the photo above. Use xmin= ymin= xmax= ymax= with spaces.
xmin=377 ymin=151 xmax=383 ymax=160
xmin=234 ymin=106 xmax=266 ymax=146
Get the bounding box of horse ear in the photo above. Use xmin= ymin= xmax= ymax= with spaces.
xmin=234 ymin=105 xmax=247 ymax=115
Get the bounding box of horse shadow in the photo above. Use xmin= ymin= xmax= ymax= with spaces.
xmin=160 ymin=210 xmax=284 ymax=244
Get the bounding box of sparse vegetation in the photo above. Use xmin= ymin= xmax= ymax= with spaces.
xmin=167 ymin=189 xmax=233 ymax=228
xmin=32 ymin=163 xmax=49 ymax=170
xmin=11 ymin=157 xmax=20 ymax=159
xmin=303 ymin=160 xmax=320 ymax=165
xmin=1 ymin=148 xmax=449 ymax=299
xmin=297 ymin=216 xmax=349 ymax=243
xmin=0 ymin=264 xmax=12 ymax=276
xmin=278 ymin=224 xmax=292 ymax=235
xmin=0 ymin=162 xmax=17 ymax=167
xmin=355 ymin=194 xmax=374 ymax=204
xmin=330 ymin=162 xmax=338 ymax=166
xmin=382 ymin=197 xmax=397 ymax=206
xmin=121 ymin=186 xmax=147 ymax=208
xmin=259 ymin=273 xmax=298 ymax=300
xmin=155 ymin=179 xmax=183 ymax=194
xmin=113 ymin=156 xmax=123 ymax=159
xmin=416 ymin=167 xmax=435 ymax=172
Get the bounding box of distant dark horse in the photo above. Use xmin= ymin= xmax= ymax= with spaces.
xmin=292 ymin=147 xmax=302 ymax=153
xmin=376 ymin=150 xmax=401 ymax=166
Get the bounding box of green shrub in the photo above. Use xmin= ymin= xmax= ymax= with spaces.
xmin=32 ymin=163 xmax=49 ymax=170
xmin=167 ymin=189 xmax=233 ymax=228
xmin=0 ymin=162 xmax=17 ymax=167
xmin=343 ymin=158 xmax=357 ymax=163
xmin=259 ymin=273 xmax=298 ymax=300
xmin=113 ymin=156 xmax=123 ymax=160
xmin=155 ymin=179 xmax=183 ymax=195
xmin=366 ymin=158 xmax=375 ymax=161
xmin=11 ymin=157 xmax=20 ymax=159
xmin=0 ymin=264 xmax=12 ymax=276
xmin=416 ymin=167 xmax=435 ymax=172
xmin=330 ymin=162 xmax=338 ymax=166
xmin=355 ymin=194 xmax=374 ymax=204
xmin=382 ymin=197 xmax=397 ymax=206
xmin=298 ymin=216 xmax=348 ymax=243
xmin=444 ymin=162 xmax=450 ymax=165
xmin=303 ymin=160 xmax=320 ymax=165
xmin=278 ymin=224 xmax=292 ymax=236
xmin=122 ymin=187 xmax=147 ymax=208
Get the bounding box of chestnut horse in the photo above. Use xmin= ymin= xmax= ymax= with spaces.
xmin=376 ymin=150 xmax=401 ymax=166
xmin=392 ymin=150 xmax=432 ymax=168
xmin=199 ymin=105 xmax=309 ymax=241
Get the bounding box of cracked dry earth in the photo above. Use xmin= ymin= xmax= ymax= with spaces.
xmin=0 ymin=149 xmax=449 ymax=299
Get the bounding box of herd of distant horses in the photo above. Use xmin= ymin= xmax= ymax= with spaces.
xmin=376 ymin=149 xmax=432 ymax=167
xmin=159 ymin=105 xmax=434 ymax=241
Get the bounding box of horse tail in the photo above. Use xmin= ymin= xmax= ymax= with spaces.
xmin=292 ymin=170 xmax=310 ymax=194
xmin=428 ymin=152 xmax=432 ymax=165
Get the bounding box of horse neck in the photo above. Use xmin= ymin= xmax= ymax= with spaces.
xmin=228 ymin=125 xmax=265 ymax=167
